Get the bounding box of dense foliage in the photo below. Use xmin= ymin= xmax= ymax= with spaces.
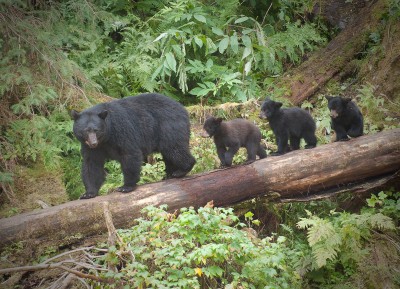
xmin=0 ymin=0 xmax=330 ymax=199
xmin=0 ymin=1 xmax=399 ymax=287
xmin=82 ymin=191 xmax=397 ymax=288
xmin=105 ymin=205 xmax=300 ymax=288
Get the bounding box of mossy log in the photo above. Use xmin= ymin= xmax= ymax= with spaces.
xmin=283 ymin=0 xmax=388 ymax=104
xmin=0 ymin=129 xmax=399 ymax=251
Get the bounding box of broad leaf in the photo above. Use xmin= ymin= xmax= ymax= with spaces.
xmin=194 ymin=14 xmax=207 ymax=23
xmin=165 ymin=52 xmax=177 ymax=73
xmin=235 ymin=16 xmax=249 ymax=24
xmin=230 ymin=33 xmax=239 ymax=54
xmin=212 ymin=27 xmax=224 ymax=36
xmin=218 ymin=37 xmax=229 ymax=54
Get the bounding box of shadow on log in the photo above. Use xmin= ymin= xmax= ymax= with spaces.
xmin=0 ymin=129 xmax=399 ymax=251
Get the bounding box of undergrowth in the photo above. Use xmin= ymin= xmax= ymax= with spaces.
xmin=70 ymin=192 xmax=398 ymax=288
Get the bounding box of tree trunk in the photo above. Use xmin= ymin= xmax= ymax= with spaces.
xmin=0 ymin=129 xmax=399 ymax=251
xmin=283 ymin=0 xmax=388 ymax=104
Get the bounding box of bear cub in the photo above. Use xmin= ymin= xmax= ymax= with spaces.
xmin=71 ymin=93 xmax=195 ymax=199
xmin=201 ymin=116 xmax=267 ymax=167
xmin=259 ymin=98 xmax=317 ymax=155
xmin=326 ymin=96 xmax=363 ymax=141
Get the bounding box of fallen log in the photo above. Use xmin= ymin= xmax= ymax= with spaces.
xmin=0 ymin=129 xmax=399 ymax=251
xmin=282 ymin=0 xmax=387 ymax=105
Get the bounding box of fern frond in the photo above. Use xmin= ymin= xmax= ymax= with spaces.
xmin=367 ymin=213 xmax=396 ymax=231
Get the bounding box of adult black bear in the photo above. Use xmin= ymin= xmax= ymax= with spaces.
xmin=326 ymin=96 xmax=364 ymax=141
xmin=259 ymin=98 xmax=317 ymax=155
xmin=71 ymin=93 xmax=195 ymax=199
xmin=201 ymin=116 xmax=267 ymax=167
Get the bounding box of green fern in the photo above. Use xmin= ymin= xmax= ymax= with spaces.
xmin=297 ymin=209 xmax=396 ymax=269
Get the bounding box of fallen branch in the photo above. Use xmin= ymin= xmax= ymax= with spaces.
xmin=0 ymin=249 xmax=116 ymax=287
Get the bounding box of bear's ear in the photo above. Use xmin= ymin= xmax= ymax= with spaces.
xmin=275 ymin=102 xmax=283 ymax=108
xmin=70 ymin=110 xmax=80 ymax=120
xmin=325 ymin=96 xmax=333 ymax=101
xmin=98 ymin=110 xmax=108 ymax=120
xmin=215 ymin=117 xmax=223 ymax=124
xmin=343 ymin=98 xmax=352 ymax=103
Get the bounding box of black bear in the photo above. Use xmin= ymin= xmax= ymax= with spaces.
xmin=259 ymin=98 xmax=317 ymax=155
xmin=71 ymin=93 xmax=195 ymax=199
xmin=201 ymin=116 xmax=267 ymax=167
xmin=326 ymin=96 xmax=363 ymax=141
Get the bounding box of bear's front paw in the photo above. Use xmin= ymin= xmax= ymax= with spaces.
xmin=116 ymin=185 xmax=136 ymax=193
xmin=171 ymin=170 xmax=188 ymax=178
xmin=80 ymin=192 xmax=98 ymax=199
xmin=338 ymin=137 xmax=350 ymax=142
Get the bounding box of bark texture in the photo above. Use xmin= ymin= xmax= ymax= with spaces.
xmin=0 ymin=129 xmax=399 ymax=251
xmin=284 ymin=0 xmax=389 ymax=104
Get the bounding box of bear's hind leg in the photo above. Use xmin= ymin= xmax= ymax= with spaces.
xmin=245 ymin=142 xmax=257 ymax=163
xmin=347 ymin=121 xmax=363 ymax=138
xmin=257 ymin=143 xmax=267 ymax=159
xmin=303 ymin=131 xmax=317 ymax=149
xmin=163 ymin=147 xmax=195 ymax=178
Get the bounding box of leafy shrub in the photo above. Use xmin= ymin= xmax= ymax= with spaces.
xmin=365 ymin=190 xmax=400 ymax=224
xmin=98 ymin=205 xmax=300 ymax=288
xmin=150 ymin=0 xmax=326 ymax=103
xmin=355 ymin=83 xmax=399 ymax=133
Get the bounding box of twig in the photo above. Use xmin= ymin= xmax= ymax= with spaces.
xmin=0 ymin=260 xmax=106 ymax=275
xmin=47 ymin=271 xmax=69 ymax=289
xmin=42 ymin=247 xmax=94 ymax=264
xmin=261 ymin=3 xmax=273 ymax=26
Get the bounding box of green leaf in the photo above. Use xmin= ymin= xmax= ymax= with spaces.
xmin=242 ymin=47 xmax=252 ymax=59
xmin=242 ymin=28 xmax=254 ymax=35
xmin=194 ymin=36 xmax=203 ymax=48
xmin=165 ymin=52 xmax=177 ymax=73
xmin=235 ymin=16 xmax=249 ymax=24
xmin=244 ymin=60 xmax=252 ymax=75
xmin=154 ymin=32 xmax=168 ymax=42
xmin=230 ymin=33 xmax=239 ymax=54
xmin=212 ymin=27 xmax=224 ymax=36
xmin=242 ymin=35 xmax=252 ymax=47
xmin=207 ymin=265 xmax=223 ymax=277
xmin=189 ymin=87 xmax=210 ymax=97
xmin=194 ymin=14 xmax=207 ymax=23
xmin=218 ymin=37 xmax=229 ymax=54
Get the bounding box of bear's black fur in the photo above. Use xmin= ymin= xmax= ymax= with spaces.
xmin=202 ymin=116 xmax=267 ymax=167
xmin=259 ymin=98 xmax=317 ymax=155
xmin=71 ymin=93 xmax=195 ymax=199
xmin=326 ymin=96 xmax=363 ymax=141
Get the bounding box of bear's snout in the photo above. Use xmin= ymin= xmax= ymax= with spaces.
xmin=85 ymin=132 xmax=99 ymax=148
xmin=200 ymin=130 xmax=211 ymax=138
xmin=330 ymin=110 xmax=338 ymax=118
xmin=259 ymin=112 xmax=267 ymax=119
